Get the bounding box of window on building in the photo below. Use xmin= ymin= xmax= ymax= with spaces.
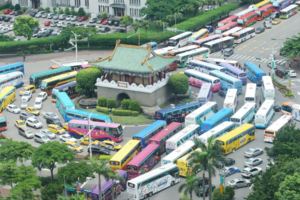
xmin=129 ymin=0 xmax=141 ymax=6
xmin=75 ymin=0 xmax=81 ymax=7
xmin=85 ymin=0 xmax=89 ymax=7
xmin=129 ymin=8 xmax=140 ymax=17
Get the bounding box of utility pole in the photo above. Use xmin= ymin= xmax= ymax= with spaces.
xmin=69 ymin=31 xmax=78 ymax=62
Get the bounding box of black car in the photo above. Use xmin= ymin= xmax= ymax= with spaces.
xmin=46 ymin=118 xmax=63 ymax=127
xmin=88 ymin=145 xmax=110 ymax=155
xmin=3 ymin=16 xmax=11 ymax=22
xmin=216 ymin=157 xmax=236 ymax=168
xmin=0 ymin=15 xmax=4 ymax=21
xmin=196 ymin=184 xmax=215 ymax=197
xmin=20 ymin=111 xmax=33 ymax=121
xmin=273 ymin=105 xmax=281 ymax=112
xmin=255 ymin=27 xmax=265 ymax=34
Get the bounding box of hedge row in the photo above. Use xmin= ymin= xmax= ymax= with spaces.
xmin=96 ymin=106 xmax=139 ymax=116
xmin=96 ymin=106 xmax=110 ymax=114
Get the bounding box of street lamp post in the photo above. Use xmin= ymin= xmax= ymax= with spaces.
xmin=69 ymin=31 xmax=78 ymax=62
xmin=86 ymin=113 xmax=93 ymax=160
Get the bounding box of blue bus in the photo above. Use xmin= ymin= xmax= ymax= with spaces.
xmin=132 ymin=120 xmax=167 ymax=148
xmin=55 ymin=91 xmax=75 ymax=117
xmin=51 ymin=81 xmax=77 ymax=102
xmin=0 ymin=62 xmax=24 ymax=75
xmin=200 ymin=108 xmax=233 ymax=133
xmin=209 ymin=70 xmax=242 ymax=94
xmin=154 ymin=101 xmax=201 ymax=123
xmin=244 ymin=61 xmax=266 ymax=86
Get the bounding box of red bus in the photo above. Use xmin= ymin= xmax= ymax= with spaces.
xmin=257 ymin=4 xmax=275 ymax=20
xmin=237 ymin=11 xmax=259 ymax=27
xmin=0 ymin=115 xmax=7 ymax=132
xmin=215 ymin=21 xmax=238 ymax=34
xmin=217 ymin=15 xmax=238 ymax=27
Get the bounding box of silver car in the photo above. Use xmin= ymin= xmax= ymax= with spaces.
xmin=244 ymin=158 xmax=263 ymax=167
xmin=39 ymin=129 xmax=56 ymax=139
xmin=6 ymin=104 xmax=21 ymax=114
xmin=241 ymin=167 xmax=262 ymax=179
xmin=228 ymin=178 xmax=251 ymax=189
xmin=244 ymin=148 xmax=263 ymax=158
xmin=26 ymin=117 xmax=43 ymax=129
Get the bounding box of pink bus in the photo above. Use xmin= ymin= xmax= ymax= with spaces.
xmin=126 ymin=143 xmax=160 ymax=179
xmin=217 ymin=15 xmax=238 ymax=27
xmin=149 ymin=122 xmax=183 ymax=154
xmin=215 ymin=21 xmax=238 ymax=34
xmin=67 ymin=119 xmax=123 ymax=142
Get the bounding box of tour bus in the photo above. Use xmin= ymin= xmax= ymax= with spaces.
xmin=187 ymin=59 xmax=225 ymax=73
xmin=67 ymin=119 xmax=123 ymax=142
xmin=244 ymin=61 xmax=266 ymax=86
xmin=203 ymin=36 xmax=234 ymax=53
xmin=0 ymin=115 xmax=7 ymax=132
xmin=222 ymin=26 xmax=243 ymax=37
xmin=216 ymin=123 xmax=255 ymax=154
xmin=203 ymin=57 xmax=239 ymax=67
xmin=55 ymin=91 xmax=75 ymax=117
xmin=51 ymin=81 xmax=77 ymax=102
xmin=126 ymin=143 xmax=160 ymax=179
xmin=245 ymin=83 xmax=257 ymax=103
xmin=161 ymin=140 xmax=195 ymax=165
xmin=176 ymin=149 xmax=200 ymax=177
xmin=232 ymin=27 xmax=256 ymax=44
xmin=234 ymin=7 xmax=254 ymax=18
xmin=280 ymin=4 xmax=298 ymax=18
xmin=209 ymin=70 xmax=243 ymax=94
xmin=292 ymin=104 xmax=300 ymax=121
xmin=0 ymin=62 xmax=24 ymax=75
xmin=165 ymin=124 xmax=199 ymax=153
xmin=154 ymin=101 xmax=201 ymax=123
xmin=257 ymin=4 xmax=276 ymax=20
xmin=218 ymin=15 xmax=238 ymax=27
xmin=201 ymin=108 xmax=233 ymax=133
xmin=193 ymin=34 xmax=222 ymax=46
xmin=141 ymin=41 xmax=158 ymax=50
xmin=127 ymin=163 xmax=180 ymax=200
xmin=264 ymin=114 xmax=292 ymax=143
xmin=197 ymin=83 xmax=212 ymax=104
xmin=262 ymin=76 xmax=275 ymax=100
xmin=255 ymin=99 xmax=275 ymax=128
xmin=254 ymin=0 xmax=271 ymax=9
xmin=153 ymin=46 xmax=175 ymax=56
xmin=0 ymin=86 xmax=16 ymax=112
xmin=230 ymin=102 xmax=256 ymax=125
xmin=185 ymin=69 xmax=221 ymax=92
xmin=60 ymin=61 xmax=89 ymax=71
xmin=30 ymin=66 xmax=73 ymax=87
xmin=149 ymin=122 xmax=183 ymax=155
xmin=237 ymin=11 xmax=259 ymax=27
xmin=223 ymin=88 xmax=238 ymax=111
xmin=185 ymin=101 xmax=218 ymax=126
xmin=132 ymin=120 xmax=167 ymax=148
xmin=40 ymin=71 xmax=78 ymax=94
xmin=189 ymin=28 xmax=209 ymax=42
xmin=215 ymin=22 xmax=238 ymax=34
xmin=177 ymin=47 xmax=210 ymax=65
xmin=64 ymin=108 xmax=112 ymax=123
xmin=168 ymin=45 xmax=199 ymax=56
xmin=220 ymin=63 xmax=247 ymax=85
xmin=0 ymin=71 xmax=24 ymax=90
xmin=167 ymin=31 xmax=193 ymax=47
xmin=109 ymin=139 xmax=141 ymax=170
xmin=273 ymin=0 xmax=293 ymax=10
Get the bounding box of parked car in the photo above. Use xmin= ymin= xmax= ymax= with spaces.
xmin=6 ymin=104 xmax=21 ymax=114
xmin=47 ymin=13 xmax=55 ymax=19
xmin=68 ymin=143 xmax=84 ymax=153
xmin=3 ymin=16 xmax=11 ymax=22
xmin=221 ymin=166 xmax=241 ymax=177
xmin=34 ymin=99 xmax=43 ymax=110
xmin=3 ymin=9 xmax=12 ymax=15
xmin=44 ymin=20 xmax=51 ymax=26
xmin=273 ymin=105 xmax=281 ymax=112
xmin=18 ymin=127 xmax=34 ymax=139
xmin=228 ymin=178 xmax=251 ymax=189
xmin=59 ymin=133 xmax=77 ymax=143
xmin=20 ymin=111 xmax=33 ymax=120
xmin=89 ymin=17 xmax=98 ymax=23
xmin=20 ymin=99 xmax=28 ymax=110
xmin=21 ymin=91 xmax=33 ymax=102
xmin=88 ymin=145 xmax=111 ymax=155
xmin=244 ymin=158 xmax=263 ymax=167
xmin=241 ymin=167 xmax=262 ymax=178
xmin=244 ymin=148 xmax=263 ymax=158
xmin=255 ymin=26 xmax=265 ymax=34
xmin=59 ymin=14 xmax=66 ymax=20
xmin=25 ymin=107 xmax=40 ymax=116
xmin=70 ymin=16 xmax=77 ymax=21
xmin=216 ymin=157 xmax=235 ymax=168
xmin=288 ymin=70 xmax=297 ymax=78
xmin=43 ymin=112 xmax=59 ymax=120
xmin=53 ymin=14 xmax=59 ymax=20
xmin=15 ymin=120 xmax=26 ymax=129
xmin=34 ymin=132 xmax=50 ymax=143
xmin=195 ymin=178 xmax=215 ymax=197
xmin=275 ymin=67 xmax=288 ymax=78
xmin=39 ymin=129 xmax=56 ymax=139
xmin=36 ymin=91 xmax=48 ymax=102
xmin=100 ymin=18 xmax=108 ymax=25
xmin=223 ymin=48 xmax=234 ymax=57
xmin=48 ymin=124 xmax=65 ymax=135
xmin=272 ymin=19 xmax=281 ymax=25
xmin=77 ymin=16 xmax=88 ymax=22
xmin=264 ymin=20 xmax=272 ymax=29
xmin=26 ymin=117 xmax=43 ymax=129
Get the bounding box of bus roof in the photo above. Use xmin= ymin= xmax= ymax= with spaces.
xmin=222 ymin=27 xmax=243 ymax=36
xmin=0 ymin=86 xmax=15 ymax=99
xmin=218 ymin=15 xmax=238 ymax=25
xmin=185 ymin=69 xmax=220 ymax=82
xmin=234 ymin=7 xmax=254 ymax=17
xmin=66 ymin=108 xmax=112 ymax=123
xmin=205 ymin=57 xmax=238 ymax=65
xmin=220 ymin=63 xmax=244 ymax=74
xmin=224 ymin=88 xmax=238 ymax=104
xmin=198 ymin=83 xmax=212 ymax=98
xmin=61 ymin=61 xmax=88 ymax=67
xmin=262 ymin=76 xmax=274 ymax=90
xmin=0 ymin=62 xmax=23 ymax=69
xmin=42 ymin=71 xmax=77 ymax=84
xmin=204 ymin=36 xmax=234 ymax=46
xmin=202 ymin=108 xmax=233 ymax=126
xmin=149 ymin=122 xmax=182 ymax=143
xmin=255 ymin=0 xmax=270 ymax=8
xmin=244 ymin=62 xmax=265 ymax=76
xmin=189 ymin=28 xmax=208 ymax=41
xmin=281 ymin=4 xmax=298 ymax=12
xmin=177 ymin=47 xmax=210 ymax=58
xmin=210 ymin=70 xmax=241 ymax=83
xmin=185 ymin=101 xmax=217 ymax=120
xmin=30 ymin=66 xmax=72 ymax=80
xmin=110 ymin=139 xmax=140 ymax=162
xmin=68 ymin=119 xmax=120 ymax=128
xmin=0 ymin=71 xmax=23 ymax=81
xmin=153 ymin=46 xmax=175 ymax=55
xmin=217 ymin=123 xmax=254 ymax=142
xmin=127 ymin=143 xmax=159 ymax=167
xmin=169 ymin=32 xmax=193 ymax=41
xmin=194 ymin=34 xmax=222 ymax=45
xmin=162 ymin=140 xmax=195 ymax=164
xmin=132 ymin=120 xmax=166 ymax=139
xmin=265 ymin=114 xmax=292 ymax=132
xmin=259 ymin=3 xmax=273 ymax=10
xmin=233 ymin=27 xmax=255 ymax=36
xmin=231 ymin=102 xmax=256 ymax=119
xmin=56 ymin=92 xmax=75 ymax=109
xmin=189 ymin=60 xmax=224 ymax=71
xmin=157 ymin=101 xmax=201 ymax=115
xmin=166 ymin=124 xmax=199 ymax=143
xmin=198 ymin=121 xmax=235 ymax=143
xmin=54 ymin=81 xmax=77 ymax=90
xmin=169 ymin=45 xmax=199 ymax=55
xmin=256 ymin=99 xmax=274 ymax=116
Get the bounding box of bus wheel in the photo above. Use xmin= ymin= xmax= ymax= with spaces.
xmin=149 ymin=192 xmax=153 ymax=197
xmin=171 ymin=181 xmax=175 ymax=186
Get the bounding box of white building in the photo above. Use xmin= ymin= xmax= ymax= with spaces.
xmin=11 ymin=0 xmax=146 ymax=19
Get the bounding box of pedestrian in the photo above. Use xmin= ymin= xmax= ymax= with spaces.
xmin=22 ymin=54 xmax=26 ymax=62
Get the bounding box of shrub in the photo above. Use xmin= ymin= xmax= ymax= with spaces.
xmin=76 ymin=67 xmax=101 ymax=97
xmin=97 ymin=97 xmax=107 ymax=107
xmin=121 ymin=99 xmax=131 ymax=110
xmin=96 ymin=106 xmax=110 ymax=114
xmin=99 ymin=155 xmax=112 ymax=160
xmin=129 ymin=100 xmax=141 ymax=112
xmin=168 ymin=73 xmax=189 ymax=95
xmin=107 ymin=98 xmax=117 ymax=108
xmin=112 ymin=109 xmax=139 ymax=116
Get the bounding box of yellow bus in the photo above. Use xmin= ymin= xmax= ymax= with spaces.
xmin=216 ymin=123 xmax=255 ymax=154
xmin=254 ymin=0 xmax=270 ymax=9
xmin=40 ymin=71 xmax=77 ymax=94
xmin=0 ymin=86 xmax=16 ymax=112
xmin=109 ymin=139 xmax=141 ymax=170
xmin=176 ymin=148 xmax=201 ymax=177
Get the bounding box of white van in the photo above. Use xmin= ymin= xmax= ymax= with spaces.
xmin=34 ymin=133 xmax=50 ymax=143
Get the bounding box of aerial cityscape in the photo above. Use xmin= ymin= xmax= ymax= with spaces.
xmin=0 ymin=0 xmax=300 ymax=199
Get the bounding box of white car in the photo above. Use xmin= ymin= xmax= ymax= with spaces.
xmin=34 ymin=99 xmax=43 ymax=110
xmin=20 ymin=100 xmax=28 ymax=110
xmin=244 ymin=158 xmax=263 ymax=167
xmin=244 ymin=148 xmax=263 ymax=158
xmin=36 ymin=91 xmax=48 ymax=101
xmin=288 ymin=70 xmax=297 ymax=78
xmin=228 ymin=178 xmax=251 ymax=189
xmin=26 ymin=117 xmax=43 ymax=129
xmin=21 ymin=91 xmax=32 ymax=102
xmin=39 ymin=129 xmax=56 ymax=139
xmin=6 ymin=104 xmax=21 ymax=114
xmin=241 ymin=167 xmax=262 ymax=178
xmin=59 ymin=133 xmax=77 ymax=143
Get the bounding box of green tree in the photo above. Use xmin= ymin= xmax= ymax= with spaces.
xmin=190 ymin=138 xmax=224 ymax=200
xmin=120 ymin=16 xmax=133 ymax=32
xmin=13 ymin=16 xmax=39 ymax=40
xmin=32 ymin=142 xmax=74 ymax=181
xmin=280 ymin=33 xmax=300 ymax=58
xmin=0 ymin=139 xmax=34 ymax=162
xmin=276 ymin=173 xmax=300 ymax=200
xmin=0 ymin=162 xmax=18 ymax=187
xmin=14 ymin=4 xmax=21 ymax=11
xmin=76 ymin=67 xmax=101 ymax=97
xmin=99 ymin=12 xmax=108 ymax=19
xmin=179 ymin=175 xmax=200 ymax=200
xmin=52 ymin=7 xmax=57 ymax=14
xmin=168 ymin=73 xmax=189 ymax=95
xmin=41 ymin=180 xmax=64 ymax=200
xmin=141 ymin=0 xmax=178 ymax=21
xmin=71 ymin=7 xmax=76 ymax=16
xmin=59 ymin=8 xmax=64 ymax=14
xmin=212 ymin=187 xmax=234 ymax=200
xmin=77 ymin=7 xmax=86 ymax=16
xmin=65 ymin=7 xmax=71 ymax=15
xmin=45 ymin=7 xmax=50 ymax=13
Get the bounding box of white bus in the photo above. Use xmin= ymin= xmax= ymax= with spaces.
xmin=255 ymin=99 xmax=275 ymax=129
xmin=197 ymin=121 xmax=235 ymax=144
xmin=223 ymin=88 xmax=238 ymax=111
xmin=168 ymin=45 xmax=199 ymax=56
xmin=202 ymin=57 xmax=239 ymax=67
xmin=245 ymin=83 xmax=257 ymax=103
xmin=185 ymin=101 xmax=218 ymax=126
xmin=292 ymin=104 xmax=300 ymax=121
xmin=0 ymin=71 xmax=24 ymax=90
xmin=222 ymin=26 xmax=243 ymax=37
xmin=127 ymin=163 xmax=180 ymax=200
xmin=161 ymin=140 xmax=195 ymax=165
xmin=165 ymin=124 xmax=199 ymax=153
xmin=262 ymin=76 xmax=275 ymax=100
xmin=154 ymin=46 xmax=175 ymax=56
xmin=197 ymin=83 xmax=212 ymax=104
xmin=264 ymin=114 xmax=292 ymax=143
xmin=188 ymin=59 xmax=225 ymax=73
xmin=232 ymin=27 xmax=256 ymax=44
xmin=230 ymin=102 xmax=256 ymax=125
xmin=280 ymin=4 xmax=298 ymax=19
xmin=203 ymin=36 xmax=234 ymax=53
xmin=167 ymin=31 xmax=193 ymax=47
xmin=177 ymin=47 xmax=210 ymax=63
xmin=189 ymin=28 xmax=209 ymax=42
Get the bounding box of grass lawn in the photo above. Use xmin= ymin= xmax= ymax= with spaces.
xmin=110 ymin=114 xmax=154 ymax=125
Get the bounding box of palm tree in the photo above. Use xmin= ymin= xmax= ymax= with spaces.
xmin=189 ymin=137 xmax=224 ymax=200
xmin=179 ymin=174 xmax=200 ymax=200
xmin=90 ymin=159 xmax=120 ymax=200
